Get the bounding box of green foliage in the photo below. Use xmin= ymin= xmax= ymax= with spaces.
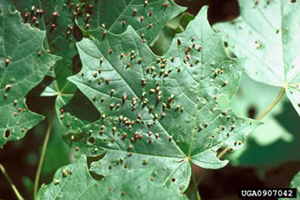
xmin=77 ymin=0 xmax=186 ymax=44
xmin=214 ymin=0 xmax=300 ymax=116
xmin=38 ymin=156 xmax=188 ymax=200
xmin=9 ymin=0 xmax=186 ymax=134
xmin=64 ymin=6 xmax=258 ymax=192
xmin=4 ymin=0 xmax=297 ymax=199
xmin=0 ymin=0 xmax=59 ymax=147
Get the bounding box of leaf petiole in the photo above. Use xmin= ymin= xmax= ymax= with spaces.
xmin=33 ymin=110 xmax=56 ymax=200
xmin=191 ymin=165 xmax=201 ymax=200
xmin=0 ymin=163 xmax=24 ymax=200
xmin=256 ymin=86 xmax=286 ymax=121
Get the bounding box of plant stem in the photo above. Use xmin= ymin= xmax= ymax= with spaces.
xmin=33 ymin=110 xmax=55 ymax=200
xmin=256 ymin=87 xmax=285 ymax=121
xmin=192 ymin=170 xmax=201 ymax=200
xmin=0 ymin=163 xmax=24 ymax=200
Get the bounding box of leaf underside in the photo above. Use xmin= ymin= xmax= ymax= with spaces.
xmin=214 ymin=0 xmax=300 ymax=116
xmin=66 ymin=7 xmax=259 ymax=191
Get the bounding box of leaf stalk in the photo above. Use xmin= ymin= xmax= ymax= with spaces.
xmin=33 ymin=110 xmax=55 ymax=200
xmin=0 ymin=163 xmax=24 ymax=200
xmin=256 ymin=86 xmax=286 ymax=121
xmin=191 ymin=168 xmax=201 ymax=200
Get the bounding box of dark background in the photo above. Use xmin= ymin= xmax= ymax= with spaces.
xmin=1 ymin=1 xmax=299 ymax=200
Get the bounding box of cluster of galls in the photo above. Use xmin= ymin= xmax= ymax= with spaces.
xmin=68 ymin=1 xmax=248 ymax=181
xmin=255 ymin=0 xmax=271 ymax=6
xmin=53 ymin=168 xmax=73 ymax=185
xmin=177 ymin=37 xmax=203 ymax=69
xmin=24 ymin=2 xmax=95 ymax=39
xmin=99 ymin=0 xmax=171 ymax=43
xmin=144 ymin=57 xmax=179 ymax=79
xmin=23 ymin=5 xmax=43 ymax=27
xmin=74 ymin=52 xmax=184 ymax=156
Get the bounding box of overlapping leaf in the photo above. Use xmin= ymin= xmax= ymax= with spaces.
xmin=214 ymin=0 xmax=300 ymax=116
xmin=66 ymin=7 xmax=259 ymax=191
xmin=38 ymin=156 xmax=187 ymax=200
xmin=0 ymin=0 xmax=60 ymax=147
xmin=11 ymin=0 xmax=186 ymax=133
xmin=10 ymin=0 xmax=99 ymax=132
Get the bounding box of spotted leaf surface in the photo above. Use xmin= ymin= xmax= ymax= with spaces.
xmin=11 ymin=0 xmax=185 ymax=133
xmin=11 ymin=0 xmax=98 ymax=132
xmin=214 ymin=0 xmax=300 ymax=116
xmin=0 ymin=1 xmax=60 ymax=147
xmin=79 ymin=0 xmax=186 ymax=44
xmin=67 ymin=7 xmax=259 ymax=191
xmin=37 ymin=155 xmax=187 ymax=200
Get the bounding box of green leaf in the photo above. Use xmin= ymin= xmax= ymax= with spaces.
xmin=67 ymin=7 xmax=259 ymax=191
xmin=214 ymin=0 xmax=300 ymax=116
xmin=38 ymin=155 xmax=188 ymax=200
xmin=11 ymin=0 xmax=186 ymax=133
xmin=280 ymin=171 xmax=300 ymax=200
xmin=78 ymin=0 xmax=186 ymax=45
xmin=0 ymin=0 xmax=60 ymax=147
xmin=10 ymin=0 xmax=104 ymax=132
